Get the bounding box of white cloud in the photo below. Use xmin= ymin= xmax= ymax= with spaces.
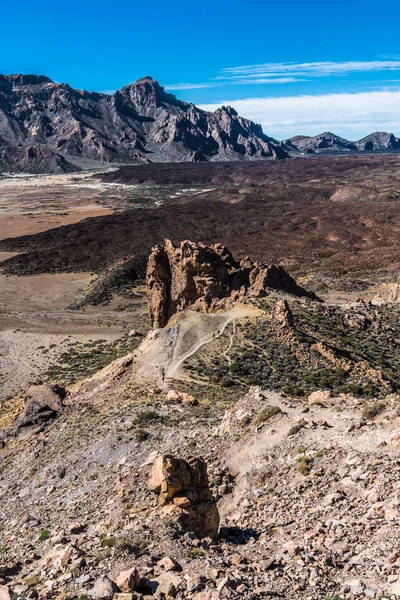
xmin=164 ymin=78 xmax=306 ymax=89
xmin=199 ymin=89 xmax=400 ymax=140
xmin=164 ymin=82 xmax=220 ymax=90
xmin=217 ymin=60 xmax=400 ymax=82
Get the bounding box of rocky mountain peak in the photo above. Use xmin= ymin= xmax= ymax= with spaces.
xmin=216 ymin=105 xmax=239 ymax=117
xmin=117 ymin=76 xmax=181 ymax=109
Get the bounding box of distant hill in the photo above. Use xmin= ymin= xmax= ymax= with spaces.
xmin=285 ymin=131 xmax=400 ymax=154
xmin=356 ymin=131 xmax=400 ymax=151
xmin=0 ymin=74 xmax=288 ymax=172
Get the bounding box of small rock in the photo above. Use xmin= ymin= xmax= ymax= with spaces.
xmin=157 ymin=557 xmax=177 ymax=572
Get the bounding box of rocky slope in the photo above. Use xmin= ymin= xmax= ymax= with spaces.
xmin=0 ymin=140 xmax=79 ymax=173
xmin=0 ymin=74 xmax=288 ymax=172
xmin=2 ymin=238 xmax=400 ymax=598
xmin=1 ymin=353 xmax=400 ymax=600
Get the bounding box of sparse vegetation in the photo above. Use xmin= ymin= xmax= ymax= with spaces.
xmin=362 ymin=402 xmax=386 ymax=421
xmin=25 ymin=575 xmax=41 ymax=588
xmin=184 ymin=549 xmax=205 ymax=559
xmin=133 ymin=411 xmax=162 ymax=426
xmin=115 ymin=534 xmax=149 ymax=556
xmin=101 ymin=536 xmax=116 ymax=548
xmin=183 ymin=299 xmax=400 ymax=401
xmin=253 ymin=404 xmax=282 ymax=426
xmin=44 ymin=335 xmax=141 ymax=386
xmin=39 ymin=529 xmax=50 ymax=541
xmin=288 ymin=420 xmax=308 ymax=437
xmin=134 ymin=428 xmax=150 ymax=442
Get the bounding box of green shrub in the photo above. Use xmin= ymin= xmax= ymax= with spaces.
xmin=184 ymin=549 xmax=205 ymax=559
xmin=133 ymin=411 xmax=161 ymax=426
xmin=253 ymin=405 xmax=282 ymax=426
xmin=362 ymin=402 xmax=386 ymax=421
xmin=39 ymin=529 xmax=50 ymax=541
xmin=101 ymin=536 xmax=116 ymax=548
xmin=288 ymin=419 xmax=308 ymax=437
xmin=115 ymin=535 xmax=149 ymax=556
xmin=25 ymin=575 xmax=41 ymax=588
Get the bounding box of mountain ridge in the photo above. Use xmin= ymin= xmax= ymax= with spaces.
xmin=0 ymin=74 xmax=288 ymax=172
xmin=0 ymin=73 xmax=399 ymax=172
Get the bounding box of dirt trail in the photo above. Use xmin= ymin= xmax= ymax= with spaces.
xmin=133 ymin=305 xmax=259 ymax=386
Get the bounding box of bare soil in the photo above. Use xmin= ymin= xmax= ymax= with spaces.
xmin=0 ymin=272 xmax=149 ymax=397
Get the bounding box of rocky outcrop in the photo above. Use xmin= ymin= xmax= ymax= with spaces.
xmin=9 ymin=383 xmax=66 ymax=434
xmin=148 ymin=454 xmax=220 ymax=539
xmin=0 ymin=74 xmax=288 ymax=172
xmin=146 ymin=239 xmax=316 ymax=328
xmin=388 ymin=279 xmax=400 ymax=302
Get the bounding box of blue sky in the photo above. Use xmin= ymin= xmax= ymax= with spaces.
xmin=2 ymin=0 xmax=400 ymax=139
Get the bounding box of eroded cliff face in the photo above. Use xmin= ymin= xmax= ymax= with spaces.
xmin=146 ymin=239 xmax=316 ymax=328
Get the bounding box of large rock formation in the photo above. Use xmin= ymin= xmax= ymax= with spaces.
xmin=0 ymin=74 xmax=288 ymax=172
xmin=148 ymin=454 xmax=220 ymax=539
xmin=9 ymin=383 xmax=66 ymax=435
xmin=146 ymin=239 xmax=316 ymax=328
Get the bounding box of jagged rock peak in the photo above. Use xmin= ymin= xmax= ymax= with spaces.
xmin=146 ymin=239 xmax=317 ymax=328
xmin=118 ymin=76 xmax=181 ymax=107
xmin=4 ymin=74 xmax=54 ymax=85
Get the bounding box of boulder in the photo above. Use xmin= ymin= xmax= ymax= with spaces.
xmin=116 ymin=567 xmax=140 ymax=592
xmin=146 ymin=239 xmax=317 ymax=328
xmin=391 ymin=578 xmax=400 ymax=597
xmin=89 ymin=576 xmax=119 ymax=600
xmin=0 ymin=586 xmax=16 ymax=600
xmin=153 ymin=572 xmax=181 ymax=598
xmin=148 ymin=454 xmax=220 ymax=538
xmin=166 ymin=390 xmax=198 ymax=405
xmin=10 ymin=384 xmax=66 ymax=433
xmin=308 ymin=390 xmax=331 ymax=405
xmin=157 ymin=557 xmax=178 ymax=572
